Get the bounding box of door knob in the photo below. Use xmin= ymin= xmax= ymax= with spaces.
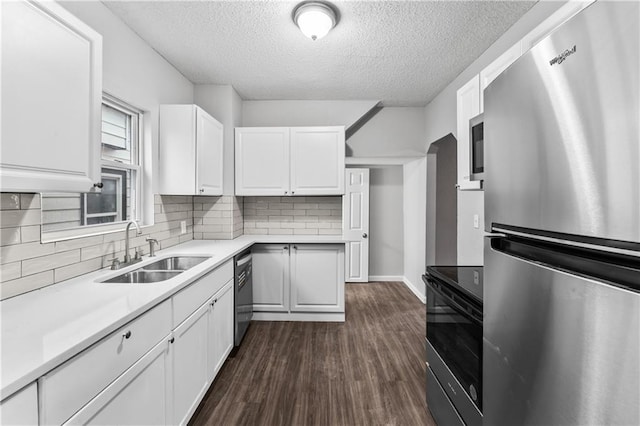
xmin=362 ymin=233 xmax=368 ymax=238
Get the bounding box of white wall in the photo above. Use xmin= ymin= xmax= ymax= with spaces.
xmin=347 ymin=107 xmax=427 ymax=157
xmin=194 ymin=84 xmax=242 ymax=195
xmin=61 ymin=0 xmax=194 ymax=225
xmin=403 ymin=158 xmax=427 ymax=302
xmin=368 ymin=166 xmax=404 ymax=278
xmin=423 ymin=1 xmax=566 ymax=265
xmin=242 ymin=100 xmax=379 ymax=128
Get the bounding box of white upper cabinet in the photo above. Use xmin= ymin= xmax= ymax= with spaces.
xmin=479 ymin=43 xmax=522 ymax=113
xmin=0 ymin=0 xmax=102 ymax=193
xmin=290 ymin=127 xmax=345 ymax=195
xmin=158 ymin=105 xmax=224 ymax=195
xmin=235 ymin=127 xmax=290 ymax=196
xmin=235 ymin=127 xmax=345 ymax=196
xmin=456 ymin=75 xmax=482 ymax=191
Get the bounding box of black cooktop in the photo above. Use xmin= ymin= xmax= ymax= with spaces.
xmin=425 ymin=265 xmax=483 ymax=303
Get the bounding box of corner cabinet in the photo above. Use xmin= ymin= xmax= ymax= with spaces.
xmin=235 ymin=127 xmax=345 ymax=196
xmin=158 ymin=105 xmax=224 ymax=195
xmin=0 ymin=0 xmax=102 ymax=193
xmin=252 ymin=243 xmax=345 ymax=321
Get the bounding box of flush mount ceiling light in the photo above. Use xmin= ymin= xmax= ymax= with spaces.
xmin=293 ymin=1 xmax=338 ymax=41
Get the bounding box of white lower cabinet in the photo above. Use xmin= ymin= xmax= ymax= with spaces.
xmin=252 ymin=243 xmax=345 ymax=320
xmin=64 ymin=340 xmax=172 ymax=426
xmin=0 ymin=382 xmax=38 ymax=425
xmin=34 ymin=260 xmax=234 ymax=426
xmin=172 ymin=301 xmax=210 ymax=426
xmin=207 ymin=280 xmax=234 ymax=382
xmin=40 ymin=300 xmax=172 ymax=425
xmin=252 ymin=244 xmax=290 ymax=312
xmin=290 ymin=244 xmax=345 ymax=313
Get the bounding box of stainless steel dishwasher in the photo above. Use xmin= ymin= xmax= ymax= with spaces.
xmin=232 ymin=248 xmax=253 ymax=354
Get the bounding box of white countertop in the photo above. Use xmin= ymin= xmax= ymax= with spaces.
xmin=0 ymin=235 xmax=345 ymax=399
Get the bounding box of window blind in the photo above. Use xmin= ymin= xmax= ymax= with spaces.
xmin=101 ymin=104 xmax=128 ymax=149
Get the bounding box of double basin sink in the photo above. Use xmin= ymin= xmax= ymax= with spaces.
xmin=102 ymin=256 xmax=209 ymax=284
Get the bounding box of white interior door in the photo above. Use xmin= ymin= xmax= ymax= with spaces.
xmin=342 ymin=168 xmax=369 ymax=282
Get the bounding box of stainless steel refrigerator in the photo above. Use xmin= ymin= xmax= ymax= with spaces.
xmin=483 ymin=1 xmax=640 ymax=425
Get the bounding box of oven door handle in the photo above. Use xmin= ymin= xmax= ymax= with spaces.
xmin=425 ymin=277 xmax=482 ymax=324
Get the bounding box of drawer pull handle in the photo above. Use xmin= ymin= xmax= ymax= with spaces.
xmin=123 ymin=330 xmax=132 ymax=339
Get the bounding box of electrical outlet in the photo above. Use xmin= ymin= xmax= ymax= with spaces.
xmin=473 ymin=214 xmax=479 ymax=229
xmin=180 ymin=220 xmax=187 ymax=234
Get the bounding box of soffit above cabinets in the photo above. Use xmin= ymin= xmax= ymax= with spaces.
xmin=102 ymin=1 xmax=535 ymax=107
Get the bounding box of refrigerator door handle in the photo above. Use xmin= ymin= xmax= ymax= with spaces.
xmin=485 ymin=232 xmax=507 ymax=239
xmin=492 ymin=226 xmax=640 ymax=259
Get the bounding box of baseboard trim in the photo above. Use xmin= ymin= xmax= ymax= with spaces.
xmin=368 ymin=275 xmax=404 ymax=282
xmin=253 ymin=312 xmax=345 ymax=322
xmin=402 ymin=276 xmax=427 ymax=304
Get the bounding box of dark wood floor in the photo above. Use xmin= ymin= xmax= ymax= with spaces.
xmin=190 ymin=282 xmax=436 ymax=426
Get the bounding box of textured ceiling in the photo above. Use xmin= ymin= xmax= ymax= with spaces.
xmin=103 ymin=1 xmax=535 ymax=107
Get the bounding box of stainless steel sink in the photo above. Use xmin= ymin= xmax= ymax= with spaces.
xmin=140 ymin=256 xmax=209 ymax=271
xmin=102 ymin=270 xmax=182 ymax=284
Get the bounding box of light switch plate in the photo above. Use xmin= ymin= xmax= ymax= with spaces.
xmin=473 ymin=214 xmax=479 ymax=229
xmin=180 ymin=220 xmax=187 ymax=234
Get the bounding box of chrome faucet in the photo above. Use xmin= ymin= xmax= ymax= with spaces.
xmin=124 ymin=220 xmax=142 ymax=263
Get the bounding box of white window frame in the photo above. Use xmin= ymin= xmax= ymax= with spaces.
xmin=83 ymin=170 xmax=123 ymax=225
xmin=41 ymin=94 xmax=145 ymax=242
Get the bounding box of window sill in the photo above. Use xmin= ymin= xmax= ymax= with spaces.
xmin=41 ymin=221 xmax=153 ymax=244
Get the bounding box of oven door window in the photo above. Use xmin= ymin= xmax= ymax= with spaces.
xmin=426 ymin=280 xmax=483 ymax=411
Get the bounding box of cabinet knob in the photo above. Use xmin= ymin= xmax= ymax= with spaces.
xmin=199 ymin=188 xmax=205 ymax=193
xmin=293 ymin=245 xmax=298 ymax=250
xmin=93 ymin=182 xmax=104 ymax=189
xmin=169 ymin=337 xmax=175 ymax=344
xmin=285 ymin=191 xmax=288 ymax=195
xmin=284 ymin=246 xmax=289 ymax=250
xmin=291 ymin=191 xmax=295 ymax=195
xmin=123 ymin=330 xmax=132 ymax=339
xmin=362 ymin=233 xmax=368 ymax=238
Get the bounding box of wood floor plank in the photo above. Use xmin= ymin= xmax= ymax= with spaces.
xmin=189 ymin=282 xmax=437 ymax=426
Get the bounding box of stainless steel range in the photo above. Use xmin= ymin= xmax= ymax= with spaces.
xmin=423 ymin=266 xmax=483 ymax=426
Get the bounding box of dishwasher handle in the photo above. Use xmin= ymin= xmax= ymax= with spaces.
xmin=236 ymin=253 xmax=252 ymax=268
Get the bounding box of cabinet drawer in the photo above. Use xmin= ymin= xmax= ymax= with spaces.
xmin=173 ymin=260 xmax=233 ymax=327
xmin=0 ymin=382 xmax=38 ymax=426
xmin=39 ymin=300 xmax=171 ymax=425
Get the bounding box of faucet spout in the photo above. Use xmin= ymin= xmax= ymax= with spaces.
xmin=124 ymin=221 xmax=142 ymax=263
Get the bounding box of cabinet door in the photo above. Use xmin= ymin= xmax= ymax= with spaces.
xmin=64 ymin=340 xmax=171 ymax=426
xmin=290 ymin=244 xmax=344 ymax=313
xmin=158 ymin=105 xmax=197 ymax=194
xmin=172 ymin=302 xmax=210 ymax=426
xmin=235 ymin=128 xmax=290 ymax=195
xmin=290 ymin=127 xmax=345 ymax=195
xmin=456 ymin=76 xmax=482 ymax=190
xmin=252 ymin=244 xmax=290 ymax=312
xmin=479 ymin=43 xmax=522 ymax=113
xmin=0 ymin=382 xmax=38 ymax=426
xmin=196 ymin=108 xmax=224 ymax=195
xmin=1 ymin=0 xmax=102 ymax=193
xmin=207 ymin=280 xmax=234 ymax=382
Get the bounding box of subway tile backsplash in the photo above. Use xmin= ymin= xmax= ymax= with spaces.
xmin=243 ymin=196 xmax=342 ymax=236
xmin=193 ymin=196 xmax=244 ymax=240
xmin=0 ymin=193 xmax=342 ymax=300
xmin=0 ymin=194 xmax=193 ymax=300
